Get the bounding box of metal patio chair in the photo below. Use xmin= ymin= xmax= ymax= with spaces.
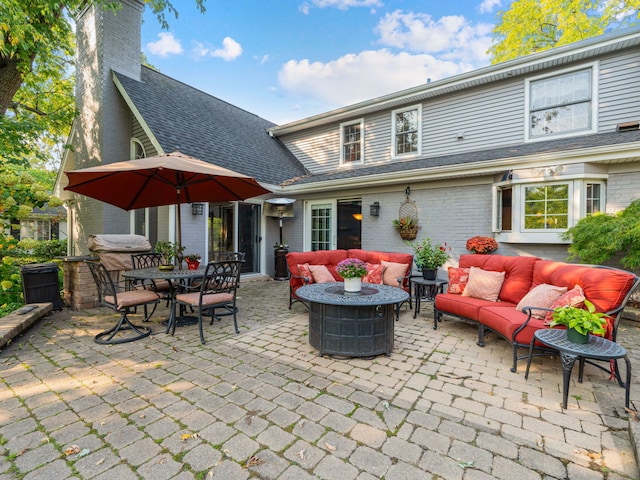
xmin=175 ymin=260 xmax=241 ymax=344
xmin=85 ymin=260 xmax=159 ymax=344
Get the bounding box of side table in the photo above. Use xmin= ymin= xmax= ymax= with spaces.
xmin=525 ymin=328 xmax=631 ymax=409
xmin=409 ymin=277 xmax=448 ymax=320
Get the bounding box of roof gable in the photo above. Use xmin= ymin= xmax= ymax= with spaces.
xmin=114 ymin=67 xmax=308 ymax=186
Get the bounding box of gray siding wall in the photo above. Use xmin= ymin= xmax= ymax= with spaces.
xmin=279 ymin=47 xmax=640 ymax=175
xmin=598 ymin=51 xmax=640 ymax=132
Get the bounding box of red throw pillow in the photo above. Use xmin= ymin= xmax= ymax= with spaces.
xmin=447 ymin=267 xmax=470 ymax=294
xmin=297 ymin=263 xmax=314 ymax=284
xmin=544 ymin=284 xmax=586 ymax=322
xmin=362 ymin=263 xmax=385 ymax=284
xmin=308 ymin=264 xmax=335 ymax=283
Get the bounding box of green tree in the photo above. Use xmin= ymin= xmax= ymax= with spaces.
xmin=0 ymin=0 xmax=205 ymax=225
xmin=0 ymin=0 xmax=205 ymax=168
xmin=489 ymin=0 xmax=640 ymax=63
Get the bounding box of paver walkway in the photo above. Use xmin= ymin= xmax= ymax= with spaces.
xmin=1 ymin=278 xmax=638 ymax=479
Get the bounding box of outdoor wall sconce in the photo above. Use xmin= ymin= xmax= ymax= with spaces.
xmin=191 ymin=203 xmax=204 ymax=215
xmin=369 ymin=201 xmax=380 ymax=217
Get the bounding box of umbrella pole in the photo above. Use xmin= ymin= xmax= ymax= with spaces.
xmin=176 ymin=202 xmax=182 ymax=269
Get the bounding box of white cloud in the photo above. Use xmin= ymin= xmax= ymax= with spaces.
xmin=277 ymin=9 xmax=493 ymax=110
xmin=375 ymin=10 xmax=493 ymax=64
xmin=479 ymin=0 xmax=502 ymax=14
xmin=278 ymin=49 xmax=473 ymax=107
xmin=190 ymin=37 xmax=243 ymax=61
xmin=146 ymin=32 xmax=183 ymax=57
xmin=212 ymin=37 xmax=243 ymax=61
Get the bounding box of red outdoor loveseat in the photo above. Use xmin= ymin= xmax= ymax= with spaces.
xmin=434 ymin=254 xmax=640 ymax=372
xmin=286 ymin=249 xmax=413 ymax=308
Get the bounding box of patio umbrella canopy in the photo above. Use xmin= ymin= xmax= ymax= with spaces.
xmin=64 ymin=151 xmax=271 ymax=246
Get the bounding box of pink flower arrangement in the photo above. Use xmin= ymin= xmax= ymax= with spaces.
xmin=336 ymin=258 xmax=368 ymax=279
xmin=466 ymin=236 xmax=498 ymax=254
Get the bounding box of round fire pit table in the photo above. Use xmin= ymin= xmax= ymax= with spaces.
xmin=296 ymin=282 xmax=409 ymax=357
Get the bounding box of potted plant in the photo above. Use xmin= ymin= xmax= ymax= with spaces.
xmin=184 ymin=253 xmax=201 ymax=270
xmin=409 ymin=238 xmax=450 ymax=280
xmin=548 ymin=299 xmax=607 ymax=344
xmin=392 ymin=216 xmax=419 ymax=240
xmin=154 ymin=241 xmax=184 ymax=270
xmin=336 ymin=258 xmax=368 ymax=293
xmin=466 ymin=236 xmax=499 ymax=254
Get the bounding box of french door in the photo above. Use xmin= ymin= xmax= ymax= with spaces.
xmin=305 ymin=200 xmax=337 ymax=251
xmin=305 ymin=199 xmax=362 ymax=251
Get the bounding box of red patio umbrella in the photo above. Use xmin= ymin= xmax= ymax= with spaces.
xmin=64 ymin=151 xmax=271 ymax=247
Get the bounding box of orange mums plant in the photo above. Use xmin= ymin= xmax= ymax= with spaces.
xmin=466 ymin=236 xmax=498 ymax=254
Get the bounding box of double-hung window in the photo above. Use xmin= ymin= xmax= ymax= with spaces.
xmin=340 ymin=119 xmax=363 ymax=165
xmin=527 ymin=65 xmax=596 ymax=140
xmin=392 ymin=105 xmax=421 ymax=157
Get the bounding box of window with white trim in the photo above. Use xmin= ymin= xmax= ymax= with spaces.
xmin=340 ymin=119 xmax=363 ymax=165
xmin=527 ymin=66 xmax=595 ymax=140
xmin=493 ymin=179 xmax=605 ymax=243
xmin=20 ymin=219 xmax=51 ymax=241
xmin=392 ymin=105 xmax=421 ymax=157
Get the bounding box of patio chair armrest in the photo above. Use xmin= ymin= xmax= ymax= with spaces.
xmin=290 ymin=273 xmax=311 ymax=284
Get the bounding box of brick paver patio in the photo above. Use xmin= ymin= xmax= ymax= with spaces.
xmin=1 ymin=278 xmax=638 ymax=479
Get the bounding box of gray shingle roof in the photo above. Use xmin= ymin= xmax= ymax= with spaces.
xmin=114 ymin=67 xmax=308 ymax=186
xmin=289 ymin=129 xmax=640 ymax=185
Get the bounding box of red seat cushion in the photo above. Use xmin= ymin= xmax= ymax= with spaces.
xmin=435 ymin=293 xmax=506 ymax=321
xmin=478 ymin=305 xmax=546 ymax=345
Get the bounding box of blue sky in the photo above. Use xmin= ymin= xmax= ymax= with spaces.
xmin=141 ymin=0 xmax=507 ymax=124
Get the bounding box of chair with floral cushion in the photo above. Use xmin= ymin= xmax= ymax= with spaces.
xmin=85 ymin=260 xmax=159 ymax=344
xmin=174 ymin=260 xmax=241 ymax=344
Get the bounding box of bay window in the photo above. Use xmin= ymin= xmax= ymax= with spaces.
xmin=493 ymin=179 xmax=605 ymax=243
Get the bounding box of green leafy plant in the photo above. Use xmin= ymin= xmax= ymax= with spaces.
xmin=408 ymin=238 xmax=450 ymax=269
xmin=563 ymin=198 xmax=640 ymax=269
xmin=154 ymin=241 xmax=185 ymax=265
xmin=548 ymin=299 xmax=607 ymax=336
xmin=184 ymin=253 xmax=201 ymax=262
xmin=392 ymin=216 xmax=417 ymax=231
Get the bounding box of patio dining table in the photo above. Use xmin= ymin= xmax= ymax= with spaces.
xmin=123 ymin=267 xmax=205 ymax=334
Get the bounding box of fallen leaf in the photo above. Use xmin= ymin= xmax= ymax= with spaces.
xmin=64 ymin=445 xmax=80 ymax=456
xmin=180 ymin=433 xmax=193 ymax=442
xmin=296 ymin=448 xmax=306 ymax=460
xmin=95 ymin=458 xmax=105 ymax=465
xmin=625 ymin=407 xmax=639 ymax=421
xmin=458 ymin=461 xmax=474 ymax=468
xmin=382 ymin=400 xmax=390 ymax=410
xmin=244 ymin=455 xmax=266 ymax=468
xmin=41 ymin=437 xmax=49 ymax=444
xmin=299 ymin=419 xmax=306 ymax=428
xmin=325 ymin=442 xmax=337 ymax=452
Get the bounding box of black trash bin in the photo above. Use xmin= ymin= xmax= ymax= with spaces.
xmin=20 ymin=263 xmax=64 ymax=310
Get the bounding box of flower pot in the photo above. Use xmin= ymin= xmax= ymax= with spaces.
xmin=422 ymin=268 xmax=437 ymax=280
xmin=186 ymin=260 xmax=200 ymax=270
xmin=343 ymin=277 xmax=362 ymax=293
xmin=567 ymin=327 xmax=589 ymax=344
xmin=159 ymin=264 xmax=174 ymax=271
